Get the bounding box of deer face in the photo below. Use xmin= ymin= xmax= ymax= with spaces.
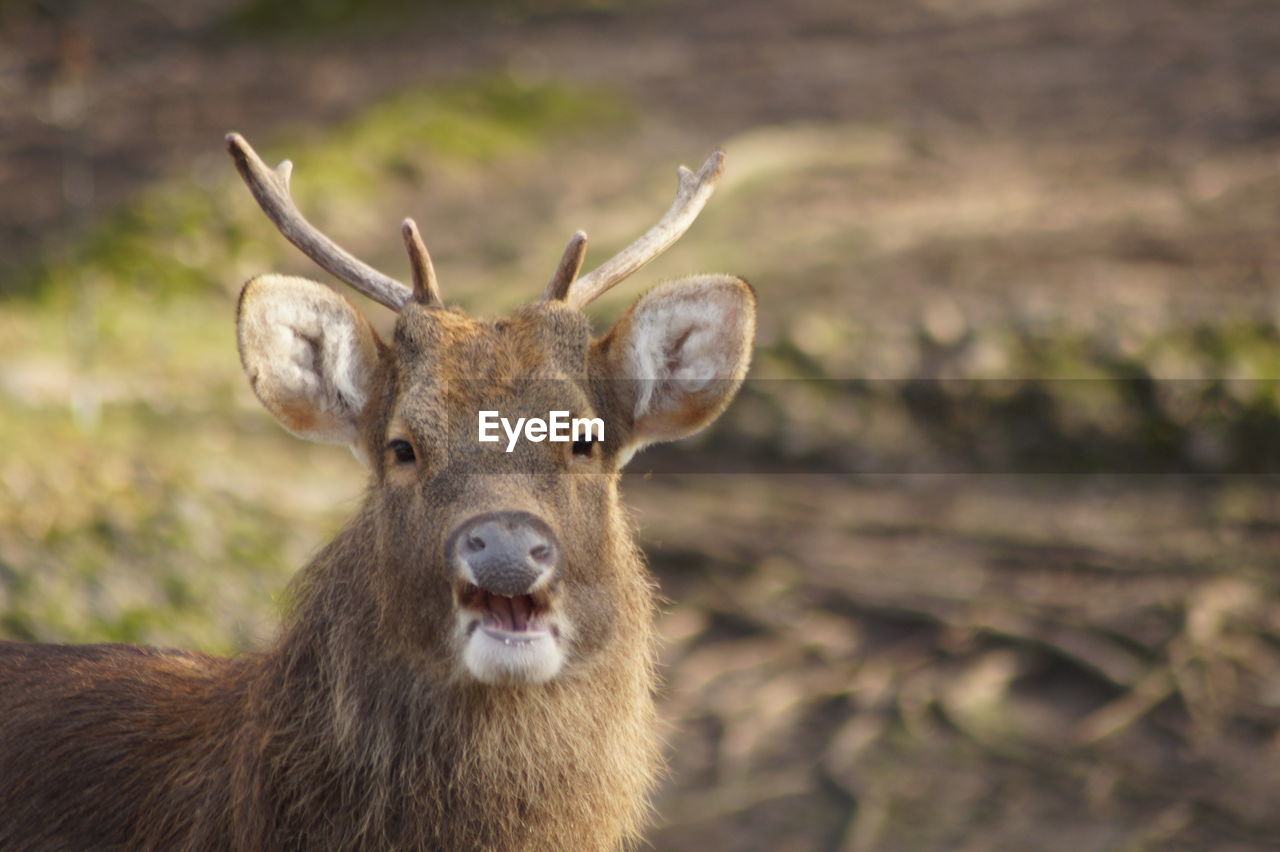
xmin=229 ymin=134 xmax=753 ymax=686
xmin=238 ymin=278 xmax=752 ymax=686
xmin=375 ymin=304 xmax=596 ymax=685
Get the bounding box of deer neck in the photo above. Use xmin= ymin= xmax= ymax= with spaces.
xmin=256 ymin=509 xmax=662 ymax=850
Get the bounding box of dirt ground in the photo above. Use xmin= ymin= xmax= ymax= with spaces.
xmin=3 ymin=0 xmax=1280 ymax=849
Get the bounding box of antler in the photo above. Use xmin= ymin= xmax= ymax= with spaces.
xmin=550 ymin=149 xmax=725 ymax=310
xmin=401 ymin=218 xmax=442 ymax=307
xmin=228 ymin=131 xmax=724 ymax=313
xmin=542 ymin=230 xmax=588 ymax=302
xmin=226 ymin=132 xmax=416 ymax=311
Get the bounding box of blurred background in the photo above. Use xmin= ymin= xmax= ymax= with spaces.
xmin=2 ymin=0 xmax=1279 ymax=848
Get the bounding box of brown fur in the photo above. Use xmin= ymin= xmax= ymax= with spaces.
xmin=0 ymin=276 xmax=752 ymax=850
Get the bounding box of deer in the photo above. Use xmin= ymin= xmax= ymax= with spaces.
xmin=0 ymin=133 xmax=755 ymax=851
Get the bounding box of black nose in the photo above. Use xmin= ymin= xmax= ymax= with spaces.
xmin=449 ymin=511 xmax=560 ymax=596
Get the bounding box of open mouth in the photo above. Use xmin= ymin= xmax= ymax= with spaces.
xmin=455 ymin=582 xmax=566 ymax=684
xmin=456 ymin=583 xmax=556 ymax=644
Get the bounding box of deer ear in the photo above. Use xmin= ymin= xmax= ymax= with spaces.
xmin=599 ymin=275 xmax=755 ymax=456
xmin=236 ymin=275 xmax=382 ymax=449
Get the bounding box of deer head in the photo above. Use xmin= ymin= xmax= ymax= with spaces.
xmin=228 ymin=134 xmax=755 ymax=688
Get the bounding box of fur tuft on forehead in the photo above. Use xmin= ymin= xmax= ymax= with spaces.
xmin=392 ymin=303 xmax=478 ymax=358
xmin=392 ymin=301 xmax=594 ymax=385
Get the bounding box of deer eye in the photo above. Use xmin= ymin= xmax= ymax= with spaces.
xmin=386 ymin=439 xmax=417 ymax=465
xmin=571 ymin=437 xmax=596 ymax=458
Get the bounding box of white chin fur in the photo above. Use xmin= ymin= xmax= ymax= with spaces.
xmin=463 ymin=630 xmax=565 ymax=685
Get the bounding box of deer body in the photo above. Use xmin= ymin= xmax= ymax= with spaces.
xmin=0 ymin=135 xmax=754 ymax=850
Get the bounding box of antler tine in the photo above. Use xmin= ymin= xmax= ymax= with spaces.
xmin=542 ymin=230 xmax=588 ymax=302
xmin=401 ymin=218 xmax=442 ymax=307
xmin=225 ymin=132 xmax=413 ymax=312
xmin=565 ymin=149 xmax=725 ymax=310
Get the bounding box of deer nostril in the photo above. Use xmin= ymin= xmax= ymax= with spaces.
xmin=452 ymin=511 xmax=561 ymax=595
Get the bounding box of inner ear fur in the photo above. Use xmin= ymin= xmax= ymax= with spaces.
xmin=598 ymin=274 xmax=756 ymax=450
xmin=237 ymin=274 xmax=383 ymax=447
